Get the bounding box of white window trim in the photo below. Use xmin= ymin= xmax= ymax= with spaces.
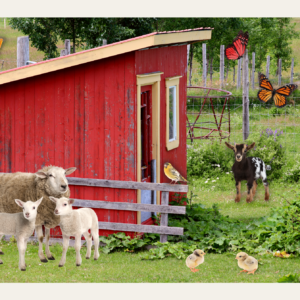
xmin=165 ymin=76 xmax=182 ymax=151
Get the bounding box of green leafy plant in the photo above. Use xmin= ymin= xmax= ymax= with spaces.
xmin=278 ymin=273 xmax=300 ymax=283
xmin=140 ymin=242 xmax=197 ymax=260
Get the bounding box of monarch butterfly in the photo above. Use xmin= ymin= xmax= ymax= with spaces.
xmin=257 ymin=73 xmax=297 ymax=108
xmin=225 ymin=30 xmax=249 ymax=60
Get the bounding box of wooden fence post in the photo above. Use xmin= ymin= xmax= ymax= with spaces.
xmin=243 ymin=50 xmax=249 ymax=141
xmin=266 ymin=55 xmax=270 ymax=78
xmin=17 ymin=36 xmax=29 ymax=68
xmin=237 ymin=58 xmax=242 ymax=89
xmin=160 ymin=191 xmax=169 ymax=243
xmin=278 ymin=59 xmax=282 ymax=86
xmin=252 ymin=52 xmax=255 ymax=89
xmin=291 ymin=58 xmax=294 ymax=84
xmin=210 ymin=58 xmax=213 ymax=85
xmin=64 ymin=39 xmax=71 ymax=55
xmin=233 ymin=65 xmax=235 ymax=84
xmin=102 ymin=39 xmax=107 ymax=46
xmin=220 ymin=45 xmax=224 ymax=88
xmin=60 ymin=49 xmax=67 ymax=57
xmin=202 ymin=43 xmax=206 ymax=87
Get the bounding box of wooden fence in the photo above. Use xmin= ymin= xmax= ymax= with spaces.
xmin=67 ymin=177 xmax=188 ymax=243
xmin=197 ymin=44 xmax=296 ymax=90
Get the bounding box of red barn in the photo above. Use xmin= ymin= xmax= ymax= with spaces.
xmin=0 ymin=28 xmax=212 ymax=235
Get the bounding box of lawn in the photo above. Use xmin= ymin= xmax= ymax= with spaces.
xmin=0 ymin=238 xmax=299 ymax=283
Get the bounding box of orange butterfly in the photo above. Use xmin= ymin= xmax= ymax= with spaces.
xmin=257 ymin=73 xmax=297 ymax=108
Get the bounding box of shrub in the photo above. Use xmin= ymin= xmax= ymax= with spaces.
xmin=283 ymin=154 xmax=300 ymax=183
xmin=246 ymin=129 xmax=286 ymax=180
xmin=187 ymin=141 xmax=234 ymax=178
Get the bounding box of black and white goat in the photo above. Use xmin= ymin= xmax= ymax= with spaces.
xmin=225 ymin=142 xmax=270 ymax=203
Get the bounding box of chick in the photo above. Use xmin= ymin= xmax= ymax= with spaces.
xmin=186 ymin=249 xmax=205 ymax=272
xmin=164 ymin=162 xmax=187 ymax=184
xmin=235 ymin=252 xmax=258 ymax=275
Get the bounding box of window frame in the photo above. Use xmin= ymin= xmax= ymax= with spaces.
xmin=165 ymin=76 xmax=182 ymax=151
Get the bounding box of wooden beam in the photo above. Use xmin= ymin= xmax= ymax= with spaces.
xmin=73 ymin=198 xmax=186 ymax=214
xmin=242 ymin=50 xmax=249 ymax=141
xmin=202 ymin=43 xmax=206 ymax=87
xmin=291 ymin=58 xmax=294 ymax=84
xmin=266 ymin=55 xmax=270 ymax=78
xmin=98 ymin=222 xmax=183 ymax=235
xmin=278 ymin=59 xmax=282 ymax=86
xmin=160 ymin=191 xmax=169 ymax=242
xmin=17 ymin=36 xmax=29 ymax=68
xmin=220 ymin=45 xmax=224 ymax=88
xmin=237 ymin=58 xmax=242 ymax=89
xmin=67 ymin=177 xmax=188 ymax=193
xmin=251 ymin=52 xmax=255 ymax=89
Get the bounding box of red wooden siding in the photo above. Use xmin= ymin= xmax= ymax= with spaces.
xmin=135 ymin=45 xmax=188 ymax=202
xmin=0 ymin=52 xmax=137 ymax=236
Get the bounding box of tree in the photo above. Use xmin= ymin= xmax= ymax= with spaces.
xmin=9 ymin=18 xmax=157 ymax=60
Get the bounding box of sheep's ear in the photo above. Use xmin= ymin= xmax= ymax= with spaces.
xmin=15 ymin=199 xmax=24 ymax=208
xmin=247 ymin=142 xmax=255 ymax=151
xmin=36 ymin=197 xmax=43 ymax=207
xmin=65 ymin=167 xmax=77 ymax=175
xmin=225 ymin=142 xmax=235 ymax=150
xmin=69 ymin=199 xmax=75 ymax=205
xmin=36 ymin=171 xmax=47 ymax=179
xmin=49 ymin=196 xmax=57 ymax=203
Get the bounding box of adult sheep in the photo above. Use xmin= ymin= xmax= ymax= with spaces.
xmin=0 ymin=165 xmax=76 ymax=262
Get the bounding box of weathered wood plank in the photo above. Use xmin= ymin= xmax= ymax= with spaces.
xmin=67 ymin=177 xmax=188 ymax=193
xmin=73 ymin=198 xmax=185 ymax=214
xmin=291 ymin=58 xmax=294 ymax=84
xmin=266 ymin=55 xmax=270 ymax=78
xmin=160 ymin=191 xmax=169 ymax=242
xmin=98 ymin=222 xmax=183 ymax=235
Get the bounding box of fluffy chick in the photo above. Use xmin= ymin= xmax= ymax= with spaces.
xmin=186 ymin=249 xmax=205 ymax=272
xmin=164 ymin=162 xmax=187 ymax=184
xmin=236 ymin=252 xmax=258 ymax=275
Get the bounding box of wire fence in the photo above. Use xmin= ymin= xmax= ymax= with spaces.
xmin=186 ymin=91 xmax=300 ymax=157
xmin=190 ymin=66 xmax=299 ymax=90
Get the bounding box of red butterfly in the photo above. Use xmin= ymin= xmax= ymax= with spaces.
xmin=225 ymin=30 xmax=249 ymax=60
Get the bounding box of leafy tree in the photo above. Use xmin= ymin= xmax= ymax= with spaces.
xmin=9 ymin=18 xmax=156 ymax=60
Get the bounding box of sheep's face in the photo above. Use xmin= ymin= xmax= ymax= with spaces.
xmin=225 ymin=142 xmax=255 ymax=162
xmin=49 ymin=196 xmax=75 ymax=216
xmin=36 ymin=167 xmax=76 ymax=196
xmin=15 ymin=197 xmax=43 ymax=221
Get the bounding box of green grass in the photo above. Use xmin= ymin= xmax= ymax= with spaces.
xmin=0 ymin=240 xmax=300 ymax=283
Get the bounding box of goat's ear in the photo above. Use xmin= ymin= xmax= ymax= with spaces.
xmin=247 ymin=142 xmax=255 ymax=151
xmin=69 ymin=199 xmax=75 ymax=205
xmin=225 ymin=142 xmax=235 ymax=150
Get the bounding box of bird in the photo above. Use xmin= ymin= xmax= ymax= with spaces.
xmin=186 ymin=249 xmax=205 ymax=272
xmin=164 ymin=162 xmax=187 ymax=184
xmin=235 ymin=252 xmax=258 ymax=275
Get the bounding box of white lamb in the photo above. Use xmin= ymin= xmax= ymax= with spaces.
xmin=0 ymin=197 xmax=43 ymax=271
xmin=49 ymin=197 xmax=100 ymax=267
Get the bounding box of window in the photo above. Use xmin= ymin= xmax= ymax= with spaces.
xmin=165 ymin=76 xmax=182 ymax=151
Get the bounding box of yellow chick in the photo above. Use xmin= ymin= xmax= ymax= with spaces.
xmin=236 ymin=252 xmax=258 ymax=275
xmin=164 ymin=162 xmax=188 ymax=184
xmin=186 ymin=249 xmax=205 ymax=272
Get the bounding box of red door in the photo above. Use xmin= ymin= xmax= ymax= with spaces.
xmin=140 ymin=86 xmax=154 ymax=223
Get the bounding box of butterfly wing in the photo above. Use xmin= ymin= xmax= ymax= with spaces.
xmin=225 ymin=30 xmax=249 ymax=60
xmin=273 ymin=93 xmax=288 ymax=108
xmin=275 ymin=84 xmax=298 ymax=96
xmin=273 ymin=84 xmax=298 ymax=108
xmin=232 ymin=30 xmax=249 ymax=58
xmin=258 ymin=73 xmax=274 ymax=91
xmin=257 ymin=89 xmax=273 ymax=104
xmin=225 ymin=44 xmax=239 ymax=60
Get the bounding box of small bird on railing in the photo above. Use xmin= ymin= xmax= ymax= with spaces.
xmin=186 ymin=249 xmax=205 ymax=272
xmin=236 ymin=252 xmax=258 ymax=275
xmin=164 ymin=162 xmax=188 ymax=184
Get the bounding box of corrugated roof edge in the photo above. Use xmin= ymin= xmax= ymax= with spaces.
xmin=0 ymin=27 xmax=213 ymax=76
